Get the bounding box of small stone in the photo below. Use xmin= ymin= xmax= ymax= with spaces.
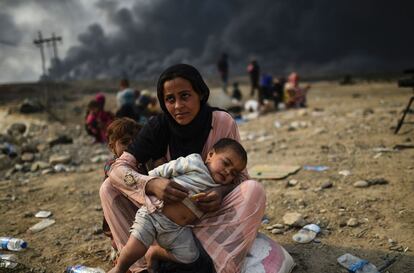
xmin=54 ymin=164 xmax=68 ymax=172
xmin=353 ymin=180 xmax=369 ymax=188
xmin=321 ymin=181 xmax=333 ymax=189
xmin=48 ymin=135 xmax=73 ymax=146
xmin=91 ymin=154 xmax=111 ymax=163
xmin=288 ymin=179 xmax=298 ymax=187
xmin=339 ymin=170 xmax=351 ymax=176
xmin=92 ymin=225 xmax=103 ymax=235
xmin=388 ymin=238 xmax=397 ymax=245
xmin=0 ymin=154 xmax=11 ymax=170
xmin=347 ymin=218 xmax=359 ymax=227
xmin=24 ymin=212 xmax=34 ymax=218
xmin=367 ymin=178 xmax=389 ymax=185
xmin=7 ymin=123 xmax=27 ymax=135
xmin=79 ymin=165 xmax=96 ymax=173
xmin=31 ymin=161 xmax=50 ymax=172
xmin=41 ymin=168 xmax=54 ymax=175
xmin=49 ymin=155 xmax=72 ymax=165
xmin=283 ymin=212 xmax=306 ymax=227
xmin=373 ymin=153 xmax=382 ymax=159
xmin=37 ymin=143 xmax=48 ymax=152
xmin=296 ymin=199 xmax=306 ymax=207
xmin=21 ymin=153 xmax=35 ymax=162
xmin=261 ymin=218 xmax=270 ymax=225
xmin=272 ymin=224 xmax=284 ymax=229
xmin=21 ymin=143 xmax=39 ymax=153
xmin=271 ymin=228 xmax=284 ymax=234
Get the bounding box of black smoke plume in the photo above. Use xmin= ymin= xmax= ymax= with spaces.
xmin=50 ymin=0 xmax=414 ymax=81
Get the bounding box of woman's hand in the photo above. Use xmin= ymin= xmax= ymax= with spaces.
xmin=145 ymin=177 xmax=189 ymax=203
xmin=195 ymin=187 xmax=225 ymax=212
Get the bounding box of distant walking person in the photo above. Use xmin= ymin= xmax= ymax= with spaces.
xmin=217 ymin=53 xmax=229 ymax=93
xmin=247 ymin=59 xmax=260 ymax=97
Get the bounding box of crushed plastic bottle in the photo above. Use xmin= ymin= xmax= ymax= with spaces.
xmin=0 ymin=237 xmax=28 ymax=251
xmin=65 ymin=265 xmax=105 ymax=273
xmin=337 ymin=253 xmax=379 ymax=273
xmin=0 ymin=254 xmax=18 ymax=269
xmin=303 ymin=165 xmax=329 ymax=172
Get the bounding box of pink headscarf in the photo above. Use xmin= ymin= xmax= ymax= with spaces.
xmin=288 ymin=72 xmax=299 ymax=86
xmin=95 ymin=93 xmax=106 ymax=109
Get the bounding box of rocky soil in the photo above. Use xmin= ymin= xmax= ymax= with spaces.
xmin=0 ymin=80 xmax=413 ymax=272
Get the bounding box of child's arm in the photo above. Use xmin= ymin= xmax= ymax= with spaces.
xmin=149 ymin=154 xmax=198 ymax=178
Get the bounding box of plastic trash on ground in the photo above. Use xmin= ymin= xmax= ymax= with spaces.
xmin=35 ymin=210 xmax=53 ymax=218
xmin=0 ymin=237 xmax=28 ymax=251
xmin=337 ymin=253 xmax=379 ymax=273
xmin=0 ymin=254 xmax=18 ymax=269
xmin=65 ymin=265 xmax=105 ymax=273
xmin=292 ymin=224 xmax=321 ymax=244
xmin=28 ymin=219 xmax=56 ymax=233
xmin=303 ymin=165 xmax=329 ymax=172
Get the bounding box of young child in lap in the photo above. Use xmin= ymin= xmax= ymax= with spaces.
xmin=108 ymin=138 xmax=248 ymax=273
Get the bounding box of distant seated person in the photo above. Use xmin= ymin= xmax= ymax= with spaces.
xmin=231 ymin=82 xmax=242 ymax=102
xmin=115 ymin=79 xmax=141 ymax=121
xmin=225 ymin=83 xmax=243 ymax=118
xmin=259 ymin=73 xmax=273 ymax=112
xmin=85 ymin=93 xmax=114 ymax=143
xmin=284 ymin=72 xmax=311 ymax=108
xmin=272 ymin=77 xmax=286 ymax=110
xmin=134 ymin=90 xmax=158 ymax=124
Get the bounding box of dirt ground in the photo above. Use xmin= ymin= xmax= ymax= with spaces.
xmin=0 ymin=80 xmax=413 ymax=273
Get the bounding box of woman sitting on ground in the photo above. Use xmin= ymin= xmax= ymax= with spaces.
xmin=100 ymin=64 xmax=294 ymax=273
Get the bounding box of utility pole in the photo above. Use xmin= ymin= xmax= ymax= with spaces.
xmin=33 ymin=31 xmax=63 ymax=122
xmin=33 ymin=31 xmax=62 ymax=76
xmin=50 ymin=32 xmax=62 ymax=60
xmin=33 ymin=31 xmax=46 ymax=76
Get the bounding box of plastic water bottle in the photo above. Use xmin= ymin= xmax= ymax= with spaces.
xmin=337 ymin=253 xmax=379 ymax=273
xmin=0 ymin=237 xmax=28 ymax=251
xmin=0 ymin=254 xmax=18 ymax=269
xmin=65 ymin=265 xmax=105 ymax=273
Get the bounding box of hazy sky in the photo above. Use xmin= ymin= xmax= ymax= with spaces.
xmin=1 ymin=0 xmax=413 ymax=83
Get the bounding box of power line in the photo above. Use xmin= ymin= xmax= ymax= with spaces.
xmin=0 ymin=40 xmax=37 ymax=52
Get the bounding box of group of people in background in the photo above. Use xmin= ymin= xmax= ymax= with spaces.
xmin=85 ymin=57 xmax=311 ymax=145
xmin=85 ymin=79 xmax=157 ymax=144
xmin=218 ymin=55 xmax=311 ymax=113
xmin=115 ymin=79 xmax=157 ymax=123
